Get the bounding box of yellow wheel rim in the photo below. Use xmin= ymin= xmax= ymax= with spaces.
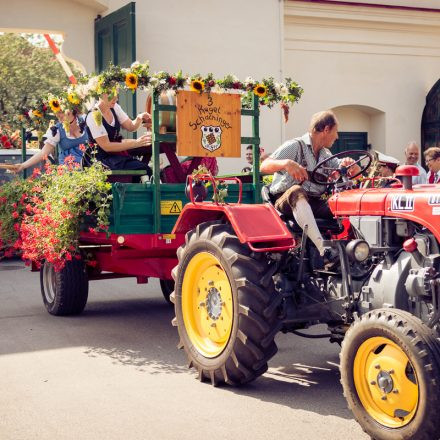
xmin=181 ymin=252 xmax=233 ymax=358
xmin=354 ymin=336 xmax=419 ymax=428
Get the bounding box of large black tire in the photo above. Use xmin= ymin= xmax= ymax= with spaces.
xmin=340 ymin=308 xmax=440 ymax=440
xmin=40 ymin=260 xmax=89 ymax=316
xmin=160 ymin=279 xmax=174 ymax=305
xmin=171 ymin=221 xmax=282 ymax=386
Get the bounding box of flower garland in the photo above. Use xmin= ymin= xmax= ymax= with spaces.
xmin=15 ymin=99 xmax=53 ymax=141
xmin=17 ymin=61 xmax=303 ymax=135
xmin=78 ymin=62 xmax=303 ymax=121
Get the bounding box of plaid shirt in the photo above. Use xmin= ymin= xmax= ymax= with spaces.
xmin=269 ymin=133 xmax=339 ymax=196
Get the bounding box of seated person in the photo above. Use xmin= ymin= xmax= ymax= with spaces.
xmin=376 ymin=152 xmax=400 ymax=188
xmin=12 ymin=109 xmax=87 ymax=173
xmin=260 ymin=110 xmax=360 ymax=257
xmin=84 ymin=92 xmax=151 ymax=171
xmin=242 ymin=145 xmax=268 ymax=172
xmin=161 ymin=156 xmax=218 ymax=183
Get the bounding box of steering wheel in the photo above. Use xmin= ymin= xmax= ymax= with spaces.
xmin=311 ymin=149 xmax=373 ymax=186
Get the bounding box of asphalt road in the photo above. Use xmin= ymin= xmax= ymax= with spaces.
xmin=0 ymin=258 xmax=368 ymax=440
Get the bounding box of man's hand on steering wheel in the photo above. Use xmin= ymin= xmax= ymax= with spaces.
xmin=311 ymin=150 xmax=373 ymax=186
xmin=339 ymin=157 xmax=362 ymax=177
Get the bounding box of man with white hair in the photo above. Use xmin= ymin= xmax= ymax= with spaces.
xmin=405 ymin=141 xmax=427 ymax=184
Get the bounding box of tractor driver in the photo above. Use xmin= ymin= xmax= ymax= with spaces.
xmin=260 ymin=110 xmax=360 ymax=258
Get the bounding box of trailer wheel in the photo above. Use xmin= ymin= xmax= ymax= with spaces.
xmin=40 ymin=260 xmax=89 ymax=316
xmin=340 ymin=308 xmax=440 ymax=440
xmin=171 ymin=221 xmax=281 ymax=386
xmin=160 ymin=279 xmax=174 ymax=305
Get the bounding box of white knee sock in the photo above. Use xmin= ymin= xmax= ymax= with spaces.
xmin=292 ymin=197 xmax=326 ymax=255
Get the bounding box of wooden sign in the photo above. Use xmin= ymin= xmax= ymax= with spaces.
xmin=176 ymin=90 xmax=241 ymax=157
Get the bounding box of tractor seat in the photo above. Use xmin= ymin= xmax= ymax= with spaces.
xmin=261 ymin=185 xmax=343 ymax=234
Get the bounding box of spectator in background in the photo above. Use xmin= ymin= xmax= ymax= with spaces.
xmin=424 ymin=147 xmax=440 ymax=184
xmin=242 ymin=144 xmax=268 ymax=172
xmin=245 ymin=145 xmax=253 ymax=167
xmin=377 ymin=152 xmax=400 ymax=188
xmin=405 ymin=141 xmax=427 ymax=184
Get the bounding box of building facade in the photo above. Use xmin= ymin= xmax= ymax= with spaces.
xmin=1 ymin=0 xmax=440 ymax=171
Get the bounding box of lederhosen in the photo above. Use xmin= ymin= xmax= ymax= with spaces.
xmin=84 ymin=108 xmax=150 ymax=172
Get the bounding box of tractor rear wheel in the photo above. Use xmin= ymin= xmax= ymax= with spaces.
xmin=171 ymin=221 xmax=281 ymax=386
xmin=40 ymin=260 xmax=89 ymax=316
xmin=340 ymin=308 xmax=440 ymax=440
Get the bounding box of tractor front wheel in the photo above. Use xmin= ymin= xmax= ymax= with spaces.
xmin=171 ymin=221 xmax=281 ymax=386
xmin=340 ymin=308 xmax=440 ymax=440
xmin=40 ymin=260 xmax=89 ymax=316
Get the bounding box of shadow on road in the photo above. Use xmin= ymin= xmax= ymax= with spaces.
xmin=228 ymin=353 xmax=352 ymax=419
xmin=80 ymin=298 xmax=189 ymax=375
xmin=1 ymin=261 xmax=354 ymax=421
xmin=83 ymin=299 xmax=351 ymax=419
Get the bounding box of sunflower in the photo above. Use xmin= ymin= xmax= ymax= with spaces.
xmin=33 ymin=110 xmax=43 ymax=118
xmin=49 ymin=99 xmax=61 ymax=113
xmin=67 ymin=93 xmax=80 ymax=105
xmin=190 ymin=79 xmax=205 ymax=93
xmin=253 ymin=83 xmax=267 ymax=98
xmin=125 ymin=73 xmax=138 ymax=90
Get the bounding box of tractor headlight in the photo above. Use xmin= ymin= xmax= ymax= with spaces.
xmin=346 ymin=239 xmax=370 ymax=262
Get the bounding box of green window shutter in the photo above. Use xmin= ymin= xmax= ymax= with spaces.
xmin=95 ymin=2 xmax=136 ymax=137
xmin=332 ymin=132 xmax=368 ymax=154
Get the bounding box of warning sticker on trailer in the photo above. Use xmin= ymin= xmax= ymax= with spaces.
xmin=161 ymin=200 xmax=182 ymax=215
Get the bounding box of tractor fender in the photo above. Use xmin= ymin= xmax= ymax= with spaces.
xmin=172 ymin=202 xmax=295 ymax=252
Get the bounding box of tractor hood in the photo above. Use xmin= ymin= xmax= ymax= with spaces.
xmin=328 ymin=184 xmax=440 ymax=241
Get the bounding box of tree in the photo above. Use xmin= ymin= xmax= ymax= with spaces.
xmin=0 ymin=33 xmax=74 ymax=129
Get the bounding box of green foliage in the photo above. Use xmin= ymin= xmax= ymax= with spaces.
xmin=0 ymin=33 xmax=74 ymax=130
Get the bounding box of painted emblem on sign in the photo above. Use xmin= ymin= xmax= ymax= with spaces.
xmin=391 ymin=194 xmax=414 ymax=211
xmin=201 ymin=125 xmax=222 ymax=152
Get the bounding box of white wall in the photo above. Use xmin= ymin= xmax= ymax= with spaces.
xmin=104 ymin=0 xmax=283 ymax=173
xmin=283 ymin=1 xmax=440 ymax=162
xmin=4 ymin=0 xmax=440 ymax=168
xmin=324 ymin=0 xmax=440 ymax=9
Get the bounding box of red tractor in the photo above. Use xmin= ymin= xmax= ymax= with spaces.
xmin=171 ymin=150 xmax=440 ymax=440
